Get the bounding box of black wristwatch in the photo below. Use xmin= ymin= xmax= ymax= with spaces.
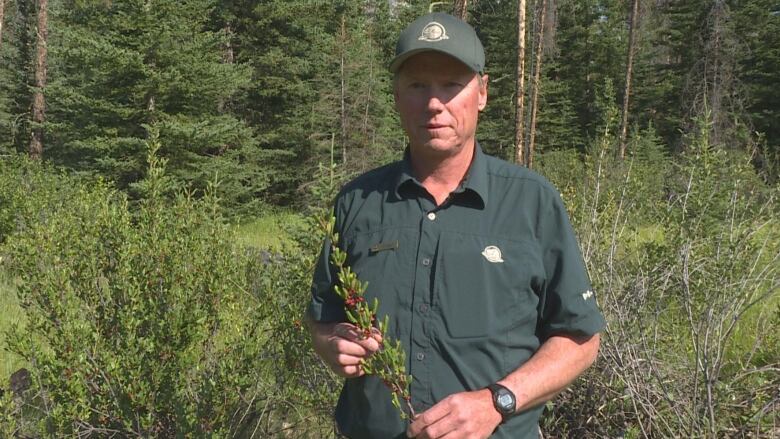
xmin=487 ymin=383 xmax=516 ymax=423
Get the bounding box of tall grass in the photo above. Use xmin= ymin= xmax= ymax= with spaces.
xmin=233 ymin=212 xmax=304 ymax=250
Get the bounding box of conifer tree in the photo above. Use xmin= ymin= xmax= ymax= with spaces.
xmin=534 ymin=59 xmax=584 ymax=153
xmin=471 ymin=0 xmax=518 ymax=159
xmin=631 ymin=0 xmax=706 ymax=150
xmin=219 ymin=1 xmax=340 ymax=205
xmin=310 ymin=1 xmax=403 ymax=175
xmin=43 ymin=0 xmax=263 ymax=213
xmin=732 ymin=0 xmax=780 ymax=179
xmin=0 ymin=0 xmax=36 ymax=152
xmin=554 ymin=0 xmax=627 ymax=143
xmin=684 ymin=0 xmax=746 ymax=149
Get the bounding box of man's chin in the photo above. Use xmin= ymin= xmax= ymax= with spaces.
xmin=417 ymin=138 xmax=455 ymax=151
xmin=408 ymin=135 xmax=470 ymax=155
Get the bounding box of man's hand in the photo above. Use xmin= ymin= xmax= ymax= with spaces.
xmin=406 ymin=389 xmax=501 ymax=439
xmin=307 ymin=321 xmax=383 ymax=378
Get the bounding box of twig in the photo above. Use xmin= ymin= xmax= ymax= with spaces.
xmin=319 ymin=215 xmax=415 ymax=420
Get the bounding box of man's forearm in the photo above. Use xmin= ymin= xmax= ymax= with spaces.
xmin=498 ymin=333 xmax=600 ymax=413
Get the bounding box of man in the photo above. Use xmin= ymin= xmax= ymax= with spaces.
xmin=306 ymin=12 xmax=605 ymax=439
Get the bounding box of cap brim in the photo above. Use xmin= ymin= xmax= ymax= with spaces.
xmin=389 ymin=48 xmax=481 ymax=74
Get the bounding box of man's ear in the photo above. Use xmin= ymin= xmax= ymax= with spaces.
xmin=478 ymin=74 xmax=488 ymax=111
xmin=392 ymin=79 xmax=400 ymax=111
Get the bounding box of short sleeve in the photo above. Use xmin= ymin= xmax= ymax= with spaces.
xmin=306 ymin=234 xmax=347 ymax=323
xmin=535 ymin=191 xmax=606 ymax=341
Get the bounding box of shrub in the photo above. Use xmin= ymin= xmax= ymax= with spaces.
xmin=247 ymin=215 xmax=342 ymax=437
xmin=540 ymin=120 xmax=780 ymax=437
xmin=1 ymin=138 xmax=272 ymax=436
xmin=0 ymin=154 xmax=75 ymax=245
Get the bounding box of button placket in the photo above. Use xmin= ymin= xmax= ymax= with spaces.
xmin=409 ymin=206 xmax=438 ymax=408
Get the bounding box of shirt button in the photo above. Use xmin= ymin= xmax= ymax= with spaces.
xmin=416 ymin=353 xmax=425 ymax=361
xmin=427 ymin=212 xmax=436 ymax=221
xmin=422 ymin=258 xmax=431 ymax=266
xmin=419 ymin=303 xmax=429 ymax=313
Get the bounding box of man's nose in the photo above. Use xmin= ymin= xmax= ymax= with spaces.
xmin=425 ymin=93 xmax=446 ymax=113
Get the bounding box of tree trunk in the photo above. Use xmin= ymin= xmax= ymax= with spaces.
xmin=0 ymin=0 xmax=6 ymax=50
xmin=339 ymin=14 xmax=347 ymax=164
xmin=29 ymin=0 xmax=48 ymax=160
xmin=363 ymin=41 xmax=373 ymax=139
xmin=703 ymin=0 xmax=734 ymax=148
xmin=514 ymin=0 xmax=527 ymax=165
xmin=454 ymin=0 xmax=469 ymax=20
xmin=527 ymin=0 xmax=547 ymax=169
xmin=619 ymin=0 xmax=640 ymax=159
xmin=222 ymin=24 xmax=234 ymax=65
xmin=217 ymin=24 xmax=234 ymax=114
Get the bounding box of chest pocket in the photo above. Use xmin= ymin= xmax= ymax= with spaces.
xmin=343 ymin=228 xmax=416 ymax=332
xmin=435 ymin=233 xmax=543 ymax=339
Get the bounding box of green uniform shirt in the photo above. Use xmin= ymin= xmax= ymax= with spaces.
xmin=308 ymin=144 xmax=606 ymax=439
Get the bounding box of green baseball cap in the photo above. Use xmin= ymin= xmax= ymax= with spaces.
xmin=389 ymin=12 xmax=485 ymax=74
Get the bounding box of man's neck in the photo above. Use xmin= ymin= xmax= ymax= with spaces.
xmin=410 ymin=141 xmax=475 ymax=206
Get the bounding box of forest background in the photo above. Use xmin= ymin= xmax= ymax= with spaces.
xmin=0 ymin=0 xmax=778 ymax=437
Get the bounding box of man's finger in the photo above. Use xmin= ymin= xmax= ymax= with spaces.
xmin=333 ymin=323 xmax=368 ymax=341
xmin=436 ymin=430 xmax=462 ymax=439
xmin=354 ymin=335 xmax=381 ymax=353
xmin=332 ymin=323 xmax=355 ymax=338
xmin=414 ymin=415 xmax=458 ymax=439
xmin=334 ymin=323 xmax=382 ymax=352
xmin=407 ymin=400 xmax=451 ymax=437
xmin=331 ymin=337 xmax=370 ymax=357
xmin=337 ymin=363 xmax=365 ymax=378
xmin=334 ymin=353 xmax=363 ymax=367
xmin=370 ymin=327 xmax=384 ymax=344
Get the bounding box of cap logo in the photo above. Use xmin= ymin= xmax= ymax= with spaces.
xmin=418 ymin=21 xmax=449 ymax=42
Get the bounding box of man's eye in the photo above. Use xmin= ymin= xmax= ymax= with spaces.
xmin=446 ymin=82 xmax=464 ymax=88
xmin=409 ymin=82 xmax=425 ymax=89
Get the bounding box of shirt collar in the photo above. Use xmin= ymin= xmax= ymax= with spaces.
xmin=393 ymin=142 xmax=489 ymax=209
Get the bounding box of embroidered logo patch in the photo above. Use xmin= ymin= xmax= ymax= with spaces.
xmin=418 ymin=21 xmax=449 ymax=42
xmin=582 ymin=290 xmax=594 ymax=300
xmin=481 ymin=246 xmax=504 ymax=263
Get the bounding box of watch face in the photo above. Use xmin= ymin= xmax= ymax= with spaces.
xmin=490 ymin=384 xmax=516 ymax=419
xmin=497 ymin=393 xmax=513 ymax=409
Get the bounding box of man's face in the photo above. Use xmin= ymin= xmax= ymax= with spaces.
xmin=394 ymin=52 xmax=488 ymax=158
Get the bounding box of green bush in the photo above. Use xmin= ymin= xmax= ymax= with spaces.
xmin=4 ymin=121 xmax=775 ymax=437
xmin=0 ymin=141 xmax=274 ymax=436
xmin=0 ymin=155 xmax=75 ymax=245
xmin=539 ymin=120 xmax=779 ymax=437
xmin=0 ymin=272 xmax=25 ymax=384
xmin=246 ymin=215 xmax=342 ymax=437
